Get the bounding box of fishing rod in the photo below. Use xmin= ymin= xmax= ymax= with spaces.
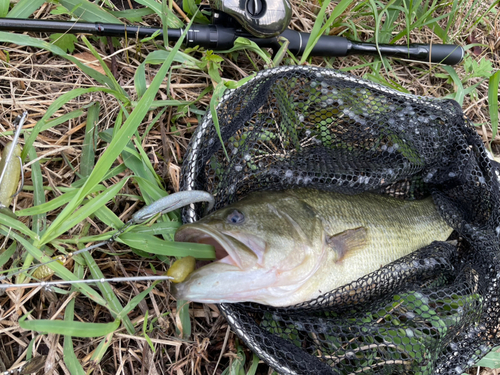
xmin=0 ymin=10 xmax=464 ymax=65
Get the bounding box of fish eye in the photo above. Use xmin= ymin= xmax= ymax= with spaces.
xmin=226 ymin=209 xmax=245 ymax=224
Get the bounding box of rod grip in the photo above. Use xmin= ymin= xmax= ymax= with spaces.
xmin=425 ymin=44 xmax=464 ymax=65
xmin=350 ymin=41 xmax=464 ymax=65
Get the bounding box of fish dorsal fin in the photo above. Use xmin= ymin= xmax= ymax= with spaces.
xmin=326 ymin=227 xmax=369 ymax=262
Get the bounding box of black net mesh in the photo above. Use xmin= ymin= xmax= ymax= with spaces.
xmin=179 ymin=66 xmax=500 ymax=374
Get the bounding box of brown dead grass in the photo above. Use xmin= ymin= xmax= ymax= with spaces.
xmin=0 ymin=0 xmax=499 ymax=374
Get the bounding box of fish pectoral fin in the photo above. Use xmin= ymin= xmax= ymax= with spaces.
xmin=326 ymin=227 xmax=369 ymax=262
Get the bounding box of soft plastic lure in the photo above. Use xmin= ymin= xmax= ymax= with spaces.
xmin=131 ymin=190 xmax=215 ymax=223
xmin=0 ymin=141 xmax=22 ymax=207
xmin=31 ymin=256 xmax=67 ymax=279
xmin=0 ymin=112 xmax=27 ymax=208
xmin=167 ymin=256 xmax=196 ymax=283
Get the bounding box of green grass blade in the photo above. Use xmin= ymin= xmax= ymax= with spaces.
xmin=429 ymin=21 xmax=446 ymax=42
xmin=80 ymin=102 xmax=100 ymax=179
xmin=140 ymin=107 xmax=166 ymax=143
xmin=80 ymin=250 xmax=135 ymax=334
xmin=182 ymin=0 xmax=210 ymax=24
xmin=176 ymin=299 xmax=191 ymax=338
xmin=59 ymin=231 xmax=116 ymax=244
xmin=475 ymin=347 xmax=500 ymax=368
xmin=27 ymin=147 xmax=46 ymax=235
xmin=117 ymin=281 xmax=159 ymax=320
xmin=132 ymin=177 xmax=178 ymax=219
xmin=0 ymin=33 xmax=116 ymax=91
xmin=128 ymin=221 xmax=181 ymax=235
xmin=391 ymin=11 xmax=452 ymax=42
xmin=134 ymin=50 xmax=200 ymax=98
xmin=461 ymin=80 xmax=485 ymax=97
xmin=118 ymin=233 xmax=215 ymax=259
xmin=367 ymin=0 xmax=385 ymax=52
xmin=299 ymin=0 xmax=330 ymax=64
xmin=161 ymin=0 xmax=169 ymax=55
xmin=71 ymin=164 xmax=127 ymax=188
xmin=488 ymin=71 xmax=499 ymax=142
xmin=109 ymin=7 xmax=154 ymax=21
xmin=149 ymin=99 xmax=193 ymax=108
xmin=0 ymin=211 xmax=37 ymax=239
xmin=0 ymin=241 xmax=17 ymax=268
xmin=13 ymin=148 xmax=39 ymax=285
xmin=19 ymin=87 xmax=120 ymax=161
xmin=40 ymin=109 xmax=85 ymax=133
xmin=300 ymin=0 xmax=355 ymax=64
xmin=99 ymin=130 xmax=159 ymax=184
xmin=90 ymin=333 xmax=114 ymax=363
xmin=59 ymin=221 xmax=181 ymax=245
xmin=16 ymin=186 xmax=104 ymax=217
xmin=217 ymin=37 xmax=272 ymax=65
xmin=94 ymin=205 xmax=124 ymax=229
xmin=134 ymin=0 xmax=183 ymax=27
xmin=63 ymin=299 xmax=86 ymax=375
xmin=15 ymin=148 xmax=47 ymax=292
xmin=141 ymin=44 xmax=200 ymax=66
xmin=81 ymin=36 xmax=127 ymax=96
xmin=0 ymin=0 xmax=9 ymax=17
xmin=6 ymin=0 xmax=45 ymax=18
xmin=42 ymin=178 xmax=128 ymax=243
xmin=59 ymin=0 xmax=122 ymax=23
xmin=134 ymin=137 xmax=161 ymax=182
xmin=39 ymin=25 xmax=190 ymax=246
xmin=379 ymin=0 xmax=402 ymax=43
xmin=144 ymin=332 xmax=155 ymax=352
xmin=0 ymin=208 xmax=16 ymax=220
xmin=123 ymin=144 xmax=158 ymax=182
xmin=464 ymin=1 xmax=498 ymax=34
xmin=210 ymin=83 xmax=230 ymax=161
xmin=134 ymin=61 xmax=148 ymax=98
xmin=246 ymin=354 xmax=260 ymax=375
xmin=444 ymin=0 xmax=461 ymax=42
xmin=443 ymin=66 xmax=465 ymax=106
xmin=364 ymin=71 xmax=410 ymax=92
xmin=20 ymin=317 xmax=120 ymax=337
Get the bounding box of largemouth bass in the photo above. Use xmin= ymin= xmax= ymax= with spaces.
xmin=173 ymin=189 xmax=453 ymax=307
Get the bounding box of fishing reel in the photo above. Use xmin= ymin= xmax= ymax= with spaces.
xmin=203 ymin=0 xmax=292 ymax=37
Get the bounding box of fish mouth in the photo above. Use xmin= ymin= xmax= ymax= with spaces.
xmin=174 ymin=224 xmax=261 ymax=269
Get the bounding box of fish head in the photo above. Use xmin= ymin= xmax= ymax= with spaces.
xmin=173 ymin=191 xmax=326 ymax=305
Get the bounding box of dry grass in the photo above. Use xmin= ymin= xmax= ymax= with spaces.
xmin=0 ymin=0 xmax=499 ymax=374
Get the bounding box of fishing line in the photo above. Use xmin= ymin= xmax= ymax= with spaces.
xmin=0 ymin=275 xmax=173 ymax=290
xmin=0 ymin=190 xmax=214 ymax=288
